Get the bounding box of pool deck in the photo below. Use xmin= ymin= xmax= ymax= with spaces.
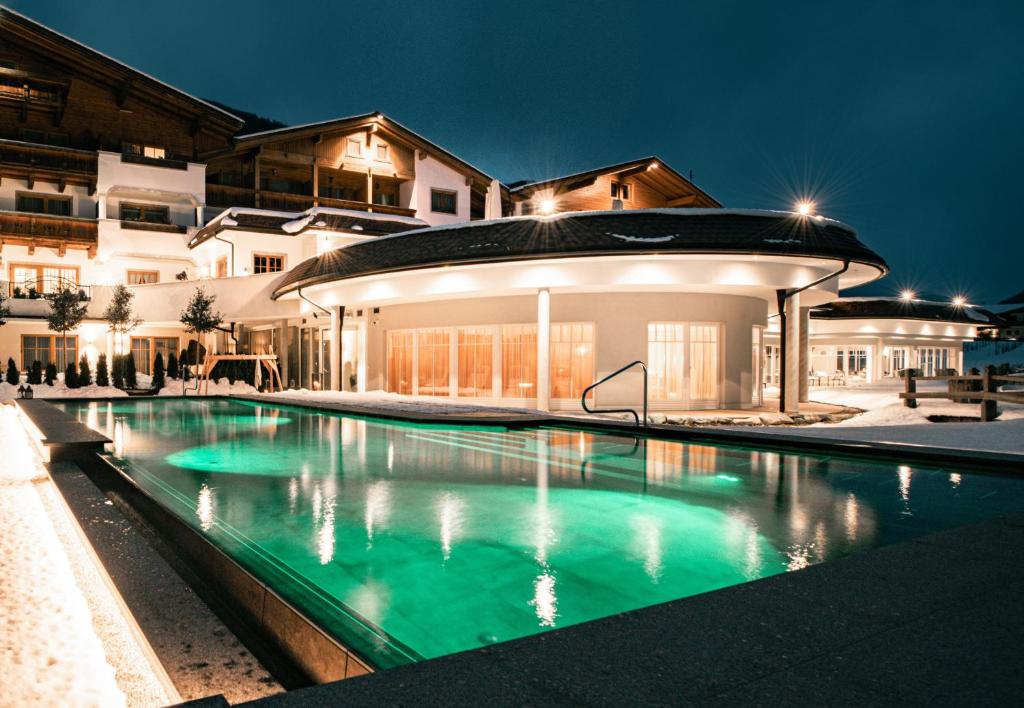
xmin=238 ymin=515 xmax=1024 ymax=707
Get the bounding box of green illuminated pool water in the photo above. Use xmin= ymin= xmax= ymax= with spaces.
xmin=59 ymin=398 xmax=1024 ymax=668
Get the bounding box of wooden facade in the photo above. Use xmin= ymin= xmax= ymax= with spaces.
xmin=0 ymin=7 xmax=241 ymax=255
xmin=205 ymin=113 xmax=491 ymax=219
xmin=511 ymin=157 xmax=720 ymax=214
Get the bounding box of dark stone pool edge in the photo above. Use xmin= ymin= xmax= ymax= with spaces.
xmin=236 ymin=515 xmax=1024 ymax=707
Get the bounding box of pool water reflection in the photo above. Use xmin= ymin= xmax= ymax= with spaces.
xmin=60 ymin=398 xmax=1024 ymax=668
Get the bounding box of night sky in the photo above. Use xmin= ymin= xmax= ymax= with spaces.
xmin=12 ymin=0 xmax=1023 ymax=303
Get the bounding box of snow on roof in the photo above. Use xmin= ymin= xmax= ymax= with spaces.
xmin=1 ymin=6 xmax=241 ymax=124
xmin=510 ymin=157 xmax=659 ymax=192
xmin=281 ymin=207 xmax=426 ymax=234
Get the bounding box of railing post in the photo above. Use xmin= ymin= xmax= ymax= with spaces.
xmin=904 ymin=370 xmax=916 ymax=408
xmin=981 ymin=365 xmax=997 ymax=422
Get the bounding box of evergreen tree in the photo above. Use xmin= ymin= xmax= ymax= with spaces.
xmin=96 ymin=353 xmax=110 ymax=387
xmin=112 ymin=356 xmax=125 ymax=390
xmin=102 ymin=284 xmax=143 ymax=387
xmin=124 ymin=353 xmax=137 ymax=389
xmin=152 ymin=353 xmax=166 ymax=391
xmin=28 ymin=360 xmax=42 ymax=385
xmin=65 ymin=362 xmax=80 ymax=389
xmin=0 ymin=287 xmax=9 ymax=328
xmin=166 ymin=351 xmax=179 ymax=379
xmin=46 ymin=285 xmax=88 ymax=373
xmin=45 ymin=362 xmax=57 ymax=386
xmin=78 ymin=355 xmax=92 ymax=386
xmin=5 ymin=357 xmax=18 ymax=385
xmin=179 ymin=348 xmax=191 ymax=381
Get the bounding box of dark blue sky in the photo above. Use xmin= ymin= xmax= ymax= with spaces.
xmin=14 ymin=0 xmax=1023 ymax=303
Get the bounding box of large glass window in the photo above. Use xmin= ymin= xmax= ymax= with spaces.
xmin=16 ymin=192 xmax=71 ymax=216
xmin=21 ymin=335 xmax=50 ymax=369
xmin=253 ymin=253 xmax=285 ymax=274
xmin=457 ymin=328 xmax=493 ymax=398
xmin=752 ymin=327 xmax=763 ymax=407
xmin=386 ymin=330 xmax=414 ymax=394
xmin=416 ymin=329 xmax=450 ymax=396
xmin=10 ymin=264 xmax=78 ymax=295
xmin=550 ymin=323 xmax=594 ymax=400
xmin=501 ymin=325 xmax=537 ymax=398
xmin=430 ymin=189 xmax=458 ymax=215
xmin=154 ymin=337 xmax=179 ymax=371
xmin=689 ymin=324 xmax=719 ymax=401
xmin=131 ymin=337 xmax=152 ymax=376
xmin=648 ymin=323 xmax=686 ymax=401
xmin=120 ymin=202 xmax=169 ymax=224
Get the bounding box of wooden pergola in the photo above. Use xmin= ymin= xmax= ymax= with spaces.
xmin=200 ymin=354 xmax=283 ymax=394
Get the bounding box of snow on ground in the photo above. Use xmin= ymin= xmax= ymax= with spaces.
xmin=0 ymin=379 xmax=128 ymax=401
xmin=155 ymin=377 xmax=258 ymax=397
xmin=0 ymin=406 xmax=172 ymax=706
xmin=746 ymin=382 xmax=1024 ymax=454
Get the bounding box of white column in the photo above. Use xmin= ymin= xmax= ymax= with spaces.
xmin=784 ymin=292 xmax=800 ymax=414
xmin=195 ymin=205 xmax=204 ymax=227
xmin=798 ymin=306 xmax=810 ymax=402
xmin=330 ymin=306 xmax=343 ymax=391
xmin=277 ymin=319 xmax=289 ymax=388
xmin=536 ymin=288 xmax=551 ymax=411
xmin=97 ymin=194 xmax=107 ymax=220
xmin=957 ymin=348 xmax=964 ymax=375
xmin=357 ymin=320 xmax=368 ymax=393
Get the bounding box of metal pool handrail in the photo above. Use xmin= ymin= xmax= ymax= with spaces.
xmin=581 ymin=360 xmax=648 ymax=428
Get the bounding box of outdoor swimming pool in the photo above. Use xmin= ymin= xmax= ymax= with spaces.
xmin=60 ymin=397 xmax=1023 ymax=669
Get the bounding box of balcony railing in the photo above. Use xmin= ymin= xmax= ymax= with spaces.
xmin=6 ymin=276 xmax=91 ymax=301
xmin=0 ymin=210 xmax=98 ymax=245
xmin=207 ymin=184 xmax=255 ymax=208
xmin=205 ymin=185 xmax=416 ymax=217
xmin=119 ymin=220 xmax=188 ymax=234
xmin=121 ymin=152 xmax=189 ymax=171
xmin=0 ymin=139 xmax=97 ymax=176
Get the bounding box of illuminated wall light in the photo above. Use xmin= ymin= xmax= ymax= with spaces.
xmin=900 ymin=289 xmax=915 ymax=302
xmin=795 ymin=200 xmax=815 ymax=216
xmin=539 ymin=198 xmax=556 ymax=215
xmin=952 ymin=295 xmax=967 ymax=307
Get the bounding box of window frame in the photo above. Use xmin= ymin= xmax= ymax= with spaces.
xmin=375 ymin=143 xmax=390 ymax=162
xmin=126 ymin=269 xmax=159 ymax=285
xmin=347 ymin=138 xmax=363 ymax=157
xmin=119 ymin=202 xmax=170 ymax=224
xmin=252 ymin=252 xmax=286 ymax=274
xmin=610 ymin=181 xmax=632 ymax=201
xmin=430 ymin=188 xmax=458 ymax=215
xmin=21 ymin=334 xmax=78 ymax=371
xmin=9 ymin=263 xmax=79 ymax=295
xmin=646 ymin=320 xmax=723 ymax=406
xmin=16 ymin=190 xmax=72 ymax=216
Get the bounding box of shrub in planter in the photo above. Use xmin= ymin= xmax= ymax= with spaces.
xmin=45 ymin=362 xmax=57 ymax=386
xmin=152 ymin=353 xmax=165 ymax=391
xmin=28 ymin=360 xmax=42 ymax=385
xmin=65 ymin=362 xmax=80 ymax=389
xmin=96 ymin=354 xmax=110 ymax=387
xmin=5 ymin=357 xmax=18 ymax=385
xmin=112 ymin=355 xmax=125 ymax=390
xmin=78 ymin=355 xmax=92 ymax=386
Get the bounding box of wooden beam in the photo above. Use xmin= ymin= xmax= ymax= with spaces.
xmin=312 ymin=160 xmax=319 ymax=206
xmin=26 ymin=173 xmax=34 ymax=189
xmin=87 ymin=243 xmax=97 ymax=259
xmin=115 ymin=79 xmax=131 ymax=108
xmin=563 ymin=176 xmax=598 ymax=192
xmin=57 ymin=242 xmax=66 ymax=257
xmin=27 ymin=242 xmax=35 ymax=255
xmin=666 ymin=194 xmax=698 ymax=207
xmin=615 ymin=164 xmax=651 ymax=180
xmin=57 ymin=176 xmax=66 ymax=193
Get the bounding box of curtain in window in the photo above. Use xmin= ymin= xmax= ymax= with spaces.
xmin=131 ymin=337 xmax=152 ymax=376
xmin=550 ymin=323 xmax=594 ymax=400
xmin=501 ymin=325 xmax=537 ymax=398
xmin=458 ymin=328 xmax=493 ymax=397
xmin=54 ymin=336 xmax=77 ymax=371
xmin=417 ymin=329 xmax=450 ymax=396
xmin=22 ymin=336 xmax=50 ymax=369
xmin=386 ymin=331 xmax=414 ymax=394
xmin=751 ymin=327 xmax=763 ymax=407
xmin=689 ymin=324 xmax=719 ymax=402
xmin=647 ymin=323 xmax=685 ymax=401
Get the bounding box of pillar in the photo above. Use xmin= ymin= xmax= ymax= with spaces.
xmin=798 ymin=306 xmax=810 ymax=402
xmin=97 ymin=195 xmax=107 ymax=220
xmin=536 ymin=288 xmax=551 ymax=411
xmin=106 ymin=331 xmax=115 ymax=362
xmin=330 ymin=305 xmax=344 ymax=391
xmin=195 ymin=205 xmax=204 ymax=227
xmin=784 ymin=292 xmax=800 ymax=414
xmin=277 ymin=319 xmax=289 ymax=388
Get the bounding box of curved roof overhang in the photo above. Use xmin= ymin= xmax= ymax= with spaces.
xmin=273 ymin=209 xmax=888 ymax=303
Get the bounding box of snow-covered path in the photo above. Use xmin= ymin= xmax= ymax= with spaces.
xmin=0 ymin=406 xmax=173 ymax=707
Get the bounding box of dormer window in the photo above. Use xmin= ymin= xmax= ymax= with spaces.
xmin=347 ymin=138 xmax=363 ymax=157
xmin=610 ymin=181 xmax=631 ymax=200
xmin=376 ymin=143 xmax=390 ymax=161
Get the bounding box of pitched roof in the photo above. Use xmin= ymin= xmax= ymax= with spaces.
xmin=231 ymin=112 xmax=494 ymax=184
xmin=810 ymin=298 xmax=1002 ymax=325
xmin=508 ymin=156 xmax=720 ymax=207
xmin=1000 ymin=288 xmax=1024 ymax=305
xmin=273 ymin=208 xmax=886 ymax=299
xmin=189 ymin=207 xmax=427 ymax=248
xmin=0 ymin=5 xmax=242 ymax=129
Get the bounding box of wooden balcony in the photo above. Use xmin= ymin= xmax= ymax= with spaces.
xmin=206 ymin=185 xmax=416 ymax=218
xmin=0 ymin=210 xmax=98 ymax=256
xmin=119 ymin=220 xmax=188 ymax=234
xmin=0 ymin=139 xmax=97 ymax=188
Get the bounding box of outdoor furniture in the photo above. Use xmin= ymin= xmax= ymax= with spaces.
xmin=830 ymin=370 xmax=847 ymax=386
xmin=809 ymin=370 xmax=829 ymax=386
xmin=200 ymin=354 xmax=284 ymax=394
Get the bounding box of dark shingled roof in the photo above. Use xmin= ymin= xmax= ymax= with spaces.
xmin=189 ymin=208 xmax=425 ymax=248
xmin=810 ymin=298 xmax=1003 ymax=325
xmin=273 ymin=209 xmax=887 ymax=299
